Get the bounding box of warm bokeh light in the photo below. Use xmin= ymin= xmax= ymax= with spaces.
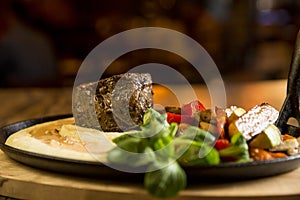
xmin=0 ymin=0 xmax=300 ymax=87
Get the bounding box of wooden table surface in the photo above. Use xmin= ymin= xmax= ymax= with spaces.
xmin=1 ymin=79 xmax=300 ymax=200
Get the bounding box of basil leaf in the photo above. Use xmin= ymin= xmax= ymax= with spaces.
xmin=176 ymin=140 xmax=220 ymax=166
xmin=144 ymin=162 xmax=186 ymax=198
xmin=112 ymin=131 xmax=143 ymax=144
xmin=107 ymin=146 xmax=155 ymax=167
xmin=178 ymin=126 xmax=215 ymax=144
xmin=113 ymin=136 xmax=143 ymax=152
xmin=141 ymin=109 xmax=169 ymax=138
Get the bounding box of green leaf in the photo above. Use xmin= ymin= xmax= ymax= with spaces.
xmin=113 ymin=136 xmax=143 ymax=153
xmin=153 ymin=135 xmax=172 ymax=150
xmin=140 ymin=109 xmax=169 ymax=138
xmin=107 ymin=146 xmax=155 ymax=167
xmin=178 ymin=126 xmax=215 ymax=144
xmin=176 ymin=140 xmax=220 ymax=166
xmin=168 ymin=122 xmax=178 ymax=138
xmin=112 ymin=131 xmax=142 ymax=144
xmin=144 ymin=162 xmax=186 ymax=198
xmin=108 ymin=109 xmax=188 ymax=198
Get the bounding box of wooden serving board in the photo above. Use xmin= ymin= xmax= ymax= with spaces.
xmin=1 ymin=150 xmax=300 ymax=200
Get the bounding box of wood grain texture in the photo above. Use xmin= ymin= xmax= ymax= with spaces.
xmin=0 ymin=88 xmax=72 ymax=128
xmin=1 ymin=151 xmax=300 ymax=200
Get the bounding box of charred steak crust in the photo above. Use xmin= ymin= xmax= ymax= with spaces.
xmin=73 ymin=81 xmax=100 ymax=129
xmin=73 ymin=73 xmax=153 ymax=132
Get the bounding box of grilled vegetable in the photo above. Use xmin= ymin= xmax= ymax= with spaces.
xmin=214 ymin=139 xmax=231 ymax=150
xmin=199 ymin=109 xmax=213 ymax=123
xmin=166 ymin=112 xmax=195 ymax=125
xmin=199 ymin=121 xmax=218 ymax=136
xmin=250 ymin=148 xmax=287 ymax=161
xmin=270 ymin=138 xmax=299 ymax=156
xmin=215 ymin=107 xmax=227 ymax=138
xmin=108 ymin=97 xmax=296 ymax=198
xmin=249 ymin=124 xmax=282 ymax=149
xmin=226 ymin=106 xmax=246 ymax=124
xmin=165 ymin=106 xmax=181 ymax=114
xmin=182 ymin=100 xmax=206 ymax=116
xmin=218 ymin=133 xmax=250 ymax=162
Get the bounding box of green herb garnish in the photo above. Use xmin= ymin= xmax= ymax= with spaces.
xmin=107 ymin=108 xmax=219 ymax=198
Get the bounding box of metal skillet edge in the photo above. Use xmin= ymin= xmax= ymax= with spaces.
xmin=1 ymin=115 xmax=300 ymax=180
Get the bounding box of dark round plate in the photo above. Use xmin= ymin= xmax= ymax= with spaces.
xmin=1 ymin=115 xmax=300 ymax=180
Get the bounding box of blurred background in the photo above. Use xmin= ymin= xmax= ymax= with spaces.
xmin=0 ymin=0 xmax=300 ymax=87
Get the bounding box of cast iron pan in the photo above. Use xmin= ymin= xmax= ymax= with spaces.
xmin=1 ymin=114 xmax=300 ymax=181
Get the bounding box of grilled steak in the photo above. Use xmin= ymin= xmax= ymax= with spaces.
xmin=73 ymin=73 xmax=153 ymax=131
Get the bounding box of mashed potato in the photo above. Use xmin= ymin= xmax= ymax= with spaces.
xmin=5 ymin=118 xmax=126 ymax=162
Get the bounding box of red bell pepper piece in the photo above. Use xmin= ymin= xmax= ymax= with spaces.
xmin=214 ymin=139 xmax=230 ymax=150
xmin=166 ymin=112 xmax=195 ymax=125
xmin=182 ymin=100 xmax=206 ymax=116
